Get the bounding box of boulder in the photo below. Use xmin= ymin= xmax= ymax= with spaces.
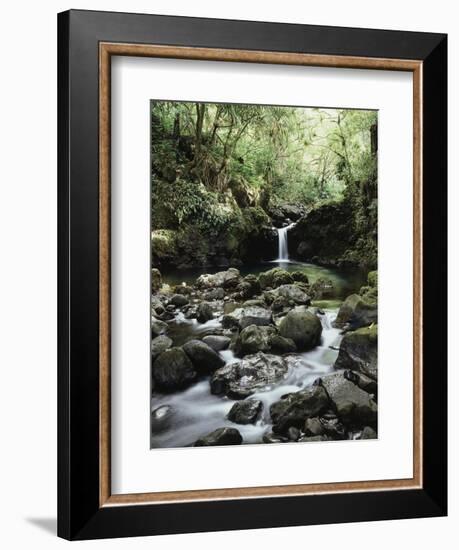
xmin=232 ymin=325 xmax=276 ymax=357
xmin=239 ymin=306 xmax=272 ymax=329
xmin=203 ymin=287 xmax=225 ymax=301
xmin=236 ymin=274 xmax=261 ymax=300
xmin=310 ymin=277 xmax=335 ymax=300
xmin=151 ymin=335 xmax=173 ymax=360
xmin=270 ymin=385 xmax=330 ymax=434
xmin=182 ymin=339 xmax=225 ymax=373
xmin=304 ymin=417 xmax=325 ymax=437
xmin=344 ymin=369 xmax=378 ymax=396
xmin=334 ymin=325 xmax=378 ymax=380
xmin=151 ymin=317 xmax=168 ymax=337
xmin=173 ymin=284 xmax=191 ymax=295
xmin=269 ymin=284 xmax=311 ymax=305
xmin=318 ymin=372 xmax=377 ymax=428
xmin=151 ymin=268 xmax=162 ymax=292
xmin=287 ymin=426 xmax=301 ymax=441
xmin=196 ymin=302 xmax=214 ymax=323
xmin=152 ymin=347 xmax=197 ymax=391
xmin=169 ymin=294 xmax=189 ymax=307
xmin=202 ymin=335 xmax=231 ymax=352
xmin=222 ymin=306 xmax=271 ymax=330
xmin=151 ymin=404 xmax=174 ymax=433
xmin=258 ymin=267 xmax=294 ymax=289
xmin=151 ymin=297 xmax=165 ymax=316
xmin=196 ymin=268 xmax=241 ymax=289
xmin=291 ymin=271 xmax=309 ymax=284
xmin=210 ymin=352 xmax=289 ymax=399
xmin=278 ymin=309 xmax=322 ymax=350
xmin=359 ymin=426 xmax=378 ymax=440
xmin=194 ymin=427 xmax=243 ymax=446
xmin=269 ymin=334 xmax=297 ymax=354
xmin=334 ymin=294 xmax=377 ymax=329
xmin=227 ymin=399 xmax=263 ymax=424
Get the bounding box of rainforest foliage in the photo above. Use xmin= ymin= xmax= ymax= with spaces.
xmin=151 ymin=101 xmax=378 ymax=269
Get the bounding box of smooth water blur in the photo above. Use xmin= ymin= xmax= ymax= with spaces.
xmin=151 ymin=309 xmax=342 ymax=448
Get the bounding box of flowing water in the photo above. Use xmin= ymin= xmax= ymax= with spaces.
xmin=151 ymin=229 xmax=366 ymax=448
xmin=275 ymin=222 xmax=296 ymax=262
xmin=151 ymin=308 xmax=341 ymax=448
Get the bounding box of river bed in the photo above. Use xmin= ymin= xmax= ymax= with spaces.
xmin=151 ymin=260 xmax=364 ymax=448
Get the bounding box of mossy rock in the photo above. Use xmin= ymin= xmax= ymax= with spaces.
xmin=258 ymin=267 xmax=294 ymax=289
xmin=367 ymin=271 xmax=378 ymax=288
xmin=334 ymin=294 xmax=377 ymax=329
xmin=291 ymin=271 xmax=309 ymax=284
xmin=334 ymin=324 xmax=378 ymax=380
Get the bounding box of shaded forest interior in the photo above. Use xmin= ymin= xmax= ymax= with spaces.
xmin=151 ymin=101 xmax=378 ymax=270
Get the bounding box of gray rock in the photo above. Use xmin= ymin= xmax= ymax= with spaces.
xmin=270 ymin=284 xmax=311 ymax=305
xmin=202 ymin=335 xmax=231 ymax=352
xmin=334 ymin=294 xmax=377 ymax=329
xmin=203 ymin=287 xmax=225 ymax=301
xmin=210 ymin=352 xmax=289 ymax=399
xmin=269 ymin=334 xmax=297 ymax=354
xmin=310 ymin=277 xmax=335 ymax=300
xmin=232 ymin=324 xmax=276 ymax=357
xmin=151 ymin=404 xmax=174 ymax=433
xmin=258 ymin=268 xmax=294 ymax=289
xmin=196 ymin=302 xmax=214 ymax=323
xmin=151 ymin=317 xmax=169 ymax=337
xmin=278 ymin=309 xmax=322 ymax=350
xmin=151 ymin=335 xmax=173 ymax=359
xmin=334 ymin=325 xmax=378 ymax=380
xmin=170 ymin=294 xmax=189 ymax=307
xmin=287 ymin=426 xmax=301 ymax=441
xmin=152 ymin=347 xmax=197 ymax=391
xmin=239 ymin=306 xmax=272 ymax=329
xmin=183 ymin=339 xmax=225 ymax=374
xmin=344 ymin=369 xmax=378 ymax=396
xmin=291 ymin=271 xmax=309 ymax=284
xmin=270 ymin=385 xmax=330 ymax=434
xmin=227 ymin=399 xmax=263 ymax=424
xmin=194 ymin=427 xmax=242 ymax=446
xmin=304 ymin=417 xmax=325 ymax=436
xmin=320 ymin=416 xmax=347 ymax=440
xmin=196 ymin=268 xmax=241 ymax=289
xmin=222 ymin=306 xmax=272 ymax=330
xmin=319 ymin=372 xmax=377 ymax=428
xmin=359 ymin=426 xmax=378 ymax=440
xmin=236 ymin=275 xmax=262 ymax=300
xmin=151 ymin=297 xmax=165 ymax=316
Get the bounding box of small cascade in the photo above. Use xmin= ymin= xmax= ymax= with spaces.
xmin=275 ymin=222 xmax=296 ymax=262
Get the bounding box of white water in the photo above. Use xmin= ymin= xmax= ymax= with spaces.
xmin=151 ymin=309 xmax=342 ymax=448
xmin=275 ymin=222 xmax=296 ymax=262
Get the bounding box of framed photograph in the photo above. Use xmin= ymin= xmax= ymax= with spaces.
xmin=58 ymin=9 xmax=447 ymax=540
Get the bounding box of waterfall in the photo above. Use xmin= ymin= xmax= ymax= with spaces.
xmin=276 ymin=222 xmax=295 ymax=262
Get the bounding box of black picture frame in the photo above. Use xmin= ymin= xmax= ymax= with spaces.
xmin=58 ymin=9 xmax=447 ymax=540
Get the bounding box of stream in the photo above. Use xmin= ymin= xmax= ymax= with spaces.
xmin=151 ymin=225 xmax=367 ymax=448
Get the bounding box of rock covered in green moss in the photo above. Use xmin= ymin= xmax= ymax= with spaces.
xmin=278 ymin=309 xmax=322 ymax=350
xmin=258 ymin=267 xmax=294 ymax=289
xmin=334 ymin=324 xmax=378 ymax=380
xmin=334 ymin=293 xmax=377 ymax=329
